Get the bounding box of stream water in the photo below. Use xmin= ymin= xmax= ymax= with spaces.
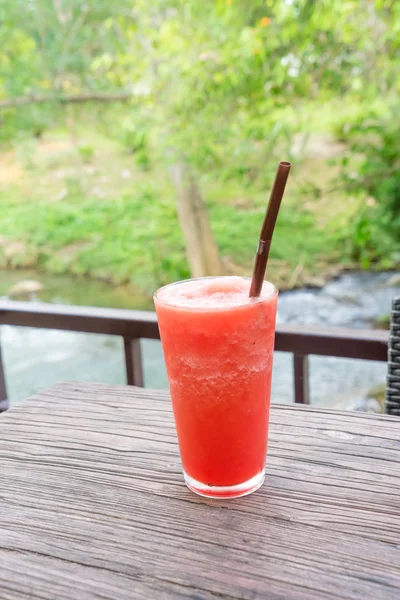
xmin=1 ymin=269 xmax=399 ymax=408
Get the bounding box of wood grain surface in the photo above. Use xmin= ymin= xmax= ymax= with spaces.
xmin=0 ymin=382 xmax=399 ymax=600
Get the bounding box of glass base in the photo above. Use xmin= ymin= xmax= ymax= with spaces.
xmin=184 ymin=469 xmax=265 ymax=499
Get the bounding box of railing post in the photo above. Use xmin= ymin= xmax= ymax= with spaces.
xmin=0 ymin=332 xmax=9 ymax=412
xmin=293 ymin=354 xmax=309 ymax=404
xmin=123 ymin=337 xmax=144 ymax=387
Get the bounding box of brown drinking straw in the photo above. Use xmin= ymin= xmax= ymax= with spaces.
xmin=249 ymin=161 xmax=291 ymax=297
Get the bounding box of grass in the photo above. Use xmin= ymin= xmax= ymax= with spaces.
xmin=0 ymin=126 xmax=357 ymax=296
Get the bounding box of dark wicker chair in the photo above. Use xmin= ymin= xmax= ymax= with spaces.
xmin=386 ymin=296 xmax=400 ymax=416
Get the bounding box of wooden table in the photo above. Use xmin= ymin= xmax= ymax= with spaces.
xmin=0 ymin=382 xmax=399 ymax=600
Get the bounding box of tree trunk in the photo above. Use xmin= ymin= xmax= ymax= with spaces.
xmin=0 ymin=91 xmax=133 ymax=110
xmin=170 ymin=162 xmax=222 ymax=278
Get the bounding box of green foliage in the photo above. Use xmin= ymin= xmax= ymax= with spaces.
xmin=0 ymin=181 xmax=190 ymax=293
xmin=77 ymin=143 xmax=94 ymax=163
xmin=210 ymin=199 xmax=332 ymax=267
xmin=0 ymin=137 xmax=346 ymax=293
xmin=338 ymin=104 xmax=400 ymax=266
xmin=117 ymin=120 xmax=151 ymax=170
xmin=1 ymin=0 xmax=400 ymax=287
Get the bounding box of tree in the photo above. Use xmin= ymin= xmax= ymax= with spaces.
xmin=104 ymin=0 xmax=284 ymax=276
xmin=1 ymin=0 xmax=400 ymax=275
xmin=171 ymin=162 xmax=222 ymax=277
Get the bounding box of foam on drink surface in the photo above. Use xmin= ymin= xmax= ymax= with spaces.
xmin=157 ymin=276 xmax=275 ymax=309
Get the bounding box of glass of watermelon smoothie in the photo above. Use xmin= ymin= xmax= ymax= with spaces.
xmin=154 ymin=276 xmax=278 ymax=499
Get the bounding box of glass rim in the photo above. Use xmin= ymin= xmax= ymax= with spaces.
xmin=153 ymin=276 xmax=278 ymax=312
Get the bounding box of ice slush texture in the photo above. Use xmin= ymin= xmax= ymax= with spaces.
xmin=155 ymin=277 xmax=278 ymax=487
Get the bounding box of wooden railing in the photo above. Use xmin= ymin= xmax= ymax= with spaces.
xmin=0 ymin=300 xmax=389 ymax=411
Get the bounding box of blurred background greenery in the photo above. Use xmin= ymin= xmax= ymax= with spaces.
xmin=1 ymin=0 xmax=399 ymax=299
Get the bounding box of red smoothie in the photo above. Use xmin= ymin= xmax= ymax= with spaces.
xmin=154 ymin=276 xmax=277 ymax=498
